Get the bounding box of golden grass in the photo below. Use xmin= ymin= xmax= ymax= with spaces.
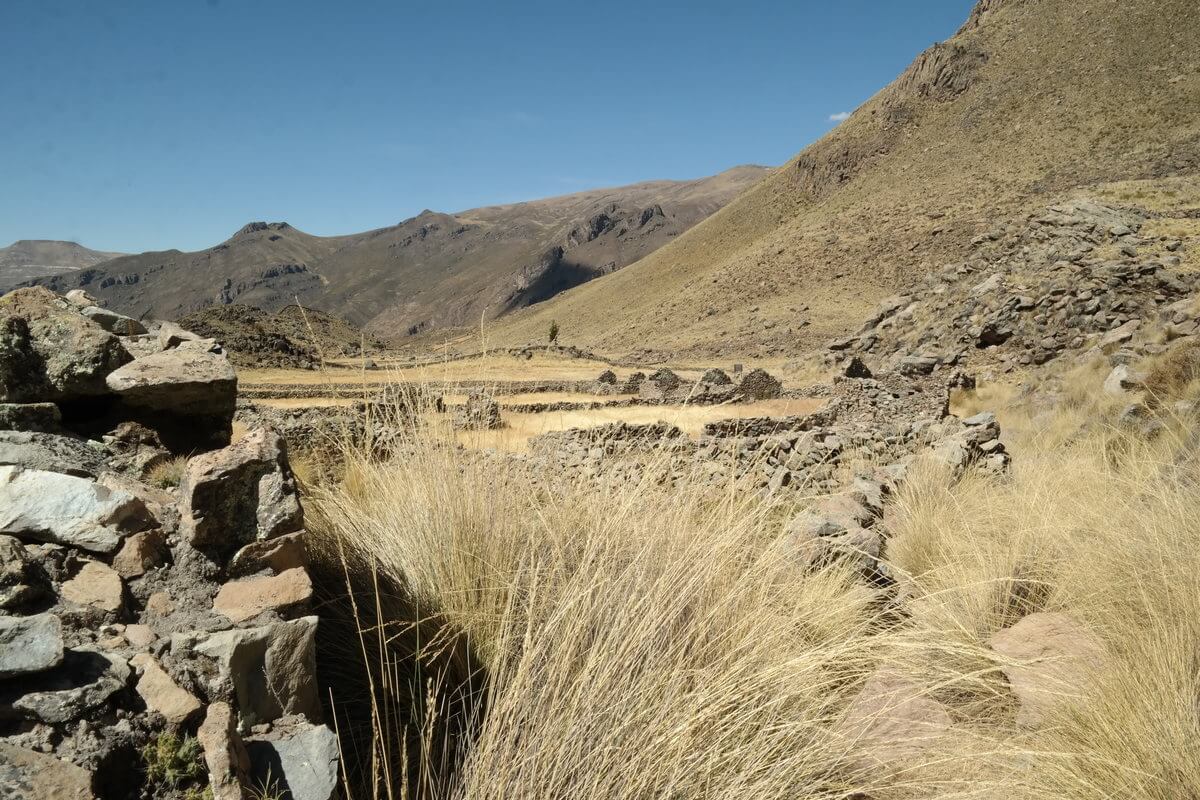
xmin=447 ymin=397 xmax=825 ymax=452
xmin=145 ymin=455 xmax=188 ymax=489
xmin=307 ymin=356 xmax=1200 ymax=799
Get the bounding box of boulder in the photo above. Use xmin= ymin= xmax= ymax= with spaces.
xmin=64 ymin=289 xmax=101 ymax=309
xmin=0 ymin=287 xmax=130 ymax=403
xmin=0 ymin=613 xmax=63 ymax=677
xmin=0 ymin=743 xmax=95 ymax=800
xmin=990 ymin=612 xmax=1105 ymax=728
xmin=0 ymin=430 xmax=106 ymax=477
xmin=178 ymin=428 xmax=303 ymax=554
xmin=130 ymin=653 xmax=202 ymax=726
xmin=836 ymin=670 xmax=952 ymax=775
xmin=0 ymin=466 xmax=149 ymax=553
xmin=0 ymin=402 xmax=62 ymax=433
xmin=213 ymin=568 xmax=314 ymax=624
xmin=61 ymin=561 xmax=125 ymax=614
xmin=79 ymin=306 xmax=147 ymax=336
xmin=700 ymin=368 xmax=733 ymax=386
xmin=193 ymin=616 xmax=321 ymax=726
xmin=105 ymin=348 xmax=235 ymax=415
xmin=245 ymin=716 xmax=339 ymax=800
xmin=1103 ymin=365 xmax=1144 ymax=395
xmin=198 ymin=702 xmax=251 ymax=800
xmin=156 ymin=321 xmax=206 ymax=351
xmin=1 ymin=648 xmax=130 ymax=724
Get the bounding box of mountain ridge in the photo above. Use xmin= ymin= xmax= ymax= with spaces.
xmin=26 ymin=166 xmax=768 ymax=333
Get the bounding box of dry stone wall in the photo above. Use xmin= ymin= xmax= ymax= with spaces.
xmin=0 ymin=288 xmax=338 ymax=800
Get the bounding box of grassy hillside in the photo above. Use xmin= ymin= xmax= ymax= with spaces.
xmin=479 ymin=0 xmax=1200 ymax=359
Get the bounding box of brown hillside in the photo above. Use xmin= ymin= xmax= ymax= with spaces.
xmin=30 ymin=168 xmax=766 ymax=336
xmin=476 ymin=0 xmax=1200 ymax=360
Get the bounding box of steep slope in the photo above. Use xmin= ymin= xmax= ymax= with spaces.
xmin=30 ymin=167 xmax=767 ymax=332
xmin=478 ymin=0 xmax=1200 ymax=359
xmin=0 ymin=240 xmax=125 ymax=291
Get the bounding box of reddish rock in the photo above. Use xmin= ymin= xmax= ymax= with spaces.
xmin=111 ymin=529 xmax=169 ymax=579
xmin=213 ymin=568 xmax=313 ymax=624
xmin=990 ymin=612 xmax=1105 ymax=727
xmin=131 ymin=653 xmax=201 ymax=726
xmin=837 ymin=670 xmax=952 ymax=775
xmin=228 ymin=531 xmax=308 ymax=578
xmin=198 ymin=701 xmax=251 ymax=800
xmin=61 ymin=561 xmax=124 ymax=613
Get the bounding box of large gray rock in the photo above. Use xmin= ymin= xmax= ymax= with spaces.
xmin=0 ymin=430 xmax=106 ymax=477
xmin=1 ymin=648 xmax=130 ymax=723
xmin=245 ymin=716 xmax=339 ymax=800
xmin=105 ymin=348 xmax=236 ymax=416
xmin=0 ymin=287 xmax=131 ymax=403
xmin=79 ymin=306 xmax=147 ymax=336
xmin=179 ymin=428 xmax=303 ymax=554
xmin=0 ymin=742 xmax=95 ymax=800
xmin=0 ymin=466 xmax=150 ymax=553
xmin=0 ymin=613 xmax=63 ymax=677
xmin=194 ymin=616 xmax=320 ymax=726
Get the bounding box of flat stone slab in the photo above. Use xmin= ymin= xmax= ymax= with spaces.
xmin=0 ymin=466 xmax=148 ymax=553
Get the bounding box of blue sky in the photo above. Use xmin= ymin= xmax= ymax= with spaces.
xmin=0 ymin=1 xmax=972 ymax=253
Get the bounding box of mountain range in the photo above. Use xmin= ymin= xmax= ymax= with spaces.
xmin=23 ymin=167 xmax=766 ymax=339
xmin=0 ymin=240 xmax=125 ymax=291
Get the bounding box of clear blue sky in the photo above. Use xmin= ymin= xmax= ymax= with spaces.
xmin=0 ymin=0 xmax=972 ymax=253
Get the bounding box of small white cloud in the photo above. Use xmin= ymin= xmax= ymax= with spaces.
xmin=829 ymin=111 xmax=851 ymax=122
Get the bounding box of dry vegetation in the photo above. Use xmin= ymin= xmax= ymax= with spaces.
xmin=304 ymin=357 xmax=1200 ymax=799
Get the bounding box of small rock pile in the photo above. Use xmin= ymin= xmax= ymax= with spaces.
xmin=453 ymin=390 xmax=504 ymax=430
xmin=0 ymin=288 xmax=339 ymax=800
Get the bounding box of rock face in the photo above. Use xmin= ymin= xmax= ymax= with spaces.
xmin=106 ymin=346 xmax=237 ymax=450
xmin=245 ymin=715 xmax=339 ymax=800
xmin=0 ymin=289 xmax=334 ymax=798
xmin=105 ymin=347 xmax=236 ymax=416
xmin=179 ymin=428 xmax=303 ymax=554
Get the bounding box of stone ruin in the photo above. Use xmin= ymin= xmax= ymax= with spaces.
xmin=0 ymin=287 xmax=339 ymax=799
xmin=453 ymin=390 xmax=504 ymax=430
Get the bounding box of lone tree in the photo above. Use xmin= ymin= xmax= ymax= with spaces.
xmin=548 ymin=319 xmax=559 ymax=344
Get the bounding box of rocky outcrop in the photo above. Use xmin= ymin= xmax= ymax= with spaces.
xmin=0 ymin=290 xmax=336 ymax=800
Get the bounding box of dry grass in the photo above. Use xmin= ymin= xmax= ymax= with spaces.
xmin=145 ymin=455 xmax=189 ymax=489
xmin=307 ymin=357 xmax=1200 ymax=799
xmin=447 ymin=397 xmax=825 ymax=452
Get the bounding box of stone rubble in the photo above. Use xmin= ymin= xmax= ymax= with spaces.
xmin=0 ymin=289 xmax=338 ymax=799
